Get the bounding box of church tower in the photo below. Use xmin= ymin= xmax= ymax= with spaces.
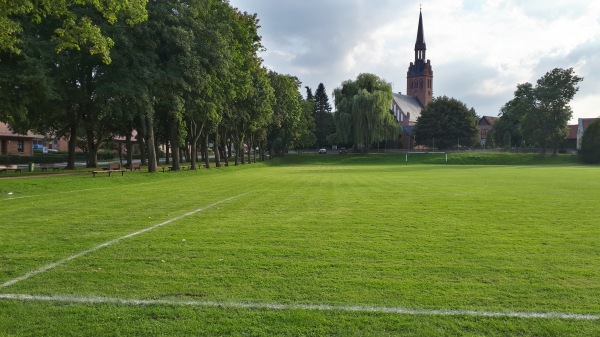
xmin=407 ymin=9 xmax=433 ymax=107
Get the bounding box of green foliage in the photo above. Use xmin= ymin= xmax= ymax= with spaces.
xmin=0 ymin=0 xmax=148 ymax=63
xmin=313 ymin=83 xmax=334 ymax=147
xmin=413 ymin=96 xmax=478 ymax=149
xmin=332 ymin=73 xmax=397 ymax=152
xmin=580 ymin=119 xmax=600 ymax=163
xmin=266 ymin=71 xmax=302 ymax=154
xmin=295 ymin=97 xmax=317 ymax=148
xmin=503 ymin=131 xmax=512 ymax=148
xmin=485 ymin=130 xmax=495 ymax=148
xmin=495 ymin=83 xmax=532 ymax=147
xmin=500 ymin=68 xmax=583 ymax=155
xmin=1 ymin=0 xmax=311 ymax=169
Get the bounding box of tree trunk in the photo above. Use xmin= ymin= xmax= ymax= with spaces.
xmin=214 ymin=131 xmax=221 ymax=167
xmin=85 ymin=125 xmax=99 ymax=168
xmin=222 ymin=130 xmax=229 ymax=166
xmin=234 ymin=132 xmax=240 ymax=166
xmin=189 ymin=123 xmax=201 ymax=170
xmin=86 ymin=140 xmax=99 ymax=168
xmin=203 ymin=133 xmax=211 ymax=168
xmin=165 ymin=142 xmax=170 ymax=164
xmin=137 ymin=122 xmax=147 ymax=166
xmin=170 ymin=119 xmax=180 ymax=170
xmin=66 ymin=121 xmax=78 ymax=170
xmin=125 ymin=133 xmax=132 ymax=167
xmin=143 ymin=113 xmax=158 ymax=173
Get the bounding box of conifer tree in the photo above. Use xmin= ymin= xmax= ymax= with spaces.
xmin=313 ymin=83 xmax=333 ymax=147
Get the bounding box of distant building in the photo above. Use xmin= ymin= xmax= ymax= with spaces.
xmin=477 ymin=116 xmax=498 ymax=144
xmin=577 ymin=118 xmax=599 ymax=150
xmin=0 ymin=122 xmax=35 ymax=156
xmin=565 ymin=124 xmax=578 ymax=150
xmin=392 ymin=9 xmax=433 ymax=148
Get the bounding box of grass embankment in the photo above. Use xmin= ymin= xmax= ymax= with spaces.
xmin=275 ymin=151 xmax=581 ymax=166
xmin=0 ymin=156 xmax=599 ymax=336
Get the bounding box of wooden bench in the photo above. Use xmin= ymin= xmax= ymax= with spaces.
xmin=40 ymin=163 xmax=61 ymax=172
xmin=125 ymin=162 xmax=142 ymax=171
xmin=92 ymin=169 xmax=125 ymax=177
xmin=103 ymin=162 xmax=121 ymax=171
xmin=0 ymin=165 xmax=22 ymax=173
xmin=162 ymin=165 xmax=190 ymax=172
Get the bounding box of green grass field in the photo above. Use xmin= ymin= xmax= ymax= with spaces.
xmin=1 ymin=154 xmax=599 ymax=336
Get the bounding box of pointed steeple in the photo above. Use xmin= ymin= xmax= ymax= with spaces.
xmin=406 ymin=8 xmax=433 ymax=108
xmin=415 ymin=9 xmax=426 ymax=61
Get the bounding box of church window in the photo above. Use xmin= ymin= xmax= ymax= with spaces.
xmin=419 ymin=79 xmax=423 ymax=88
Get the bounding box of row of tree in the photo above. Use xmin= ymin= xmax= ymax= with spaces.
xmin=0 ymin=0 xmax=329 ymax=171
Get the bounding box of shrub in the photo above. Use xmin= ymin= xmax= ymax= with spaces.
xmin=579 ymin=119 xmax=600 ymax=163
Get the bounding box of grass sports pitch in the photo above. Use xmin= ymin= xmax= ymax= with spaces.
xmin=1 ymin=154 xmax=599 ymax=336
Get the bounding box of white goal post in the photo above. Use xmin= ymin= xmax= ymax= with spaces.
xmin=405 ymin=151 xmax=447 ymax=162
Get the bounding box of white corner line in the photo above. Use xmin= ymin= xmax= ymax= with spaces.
xmin=0 ymin=193 xmax=248 ymax=289
xmin=0 ymin=293 xmax=597 ymax=320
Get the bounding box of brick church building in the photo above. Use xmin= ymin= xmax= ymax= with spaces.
xmin=391 ymin=9 xmax=433 ymax=149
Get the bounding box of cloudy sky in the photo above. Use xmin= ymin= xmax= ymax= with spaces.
xmin=229 ymin=0 xmax=600 ymax=123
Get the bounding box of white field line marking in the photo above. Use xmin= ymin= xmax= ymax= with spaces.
xmin=0 ymin=293 xmax=597 ymax=321
xmin=0 ymin=193 xmax=248 ymax=289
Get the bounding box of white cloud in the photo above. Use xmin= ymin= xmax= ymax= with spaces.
xmin=230 ymin=0 xmax=600 ymax=122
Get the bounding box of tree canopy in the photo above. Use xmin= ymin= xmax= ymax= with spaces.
xmin=332 ymin=73 xmax=398 ymax=152
xmin=580 ymin=119 xmax=600 ymax=163
xmin=313 ymin=83 xmax=334 ymax=148
xmin=412 ymin=96 xmax=478 ymax=149
xmin=497 ymin=68 xmax=583 ymax=154
xmin=1 ymin=0 xmax=148 ymax=63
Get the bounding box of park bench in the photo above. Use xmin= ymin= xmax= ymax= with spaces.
xmin=92 ymin=169 xmax=125 ymax=177
xmin=40 ymin=163 xmax=61 ymax=172
xmin=0 ymin=165 xmax=22 ymax=173
xmin=162 ymin=165 xmax=190 ymax=172
xmin=125 ymin=162 xmax=141 ymax=171
xmin=103 ymin=162 xmax=121 ymax=170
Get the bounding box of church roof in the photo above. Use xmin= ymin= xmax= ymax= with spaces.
xmin=392 ymin=93 xmax=423 ymax=123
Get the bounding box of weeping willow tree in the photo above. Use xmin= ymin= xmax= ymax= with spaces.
xmin=331 ymin=73 xmax=398 ymax=152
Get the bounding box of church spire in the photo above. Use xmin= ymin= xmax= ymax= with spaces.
xmin=415 ymin=9 xmax=426 ymax=61
xmin=406 ymin=8 xmax=433 ymax=108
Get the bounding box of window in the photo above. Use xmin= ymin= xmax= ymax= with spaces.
xmin=17 ymin=140 xmax=24 ymax=152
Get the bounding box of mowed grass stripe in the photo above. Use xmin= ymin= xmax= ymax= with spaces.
xmin=1 ymin=293 xmax=598 ymax=320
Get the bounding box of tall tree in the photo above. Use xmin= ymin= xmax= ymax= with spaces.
xmin=501 ymin=68 xmax=583 ymax=155
xmin=313 ymin=83 xmax=333 ymax=148
xmin=305 ymin=86 xmax=313 ymax=101
xmin=494 ymin=83 xmax=533 ymax=147
xmin=413 ymin=96 xmax=478 ymax=149
xmin=266 ymin=71 xmax=300 ymax=156
xmin=332 ymin=73 xmax=398 ymax=152
xmin=530 ymin=68 xmax=583 ymax=155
